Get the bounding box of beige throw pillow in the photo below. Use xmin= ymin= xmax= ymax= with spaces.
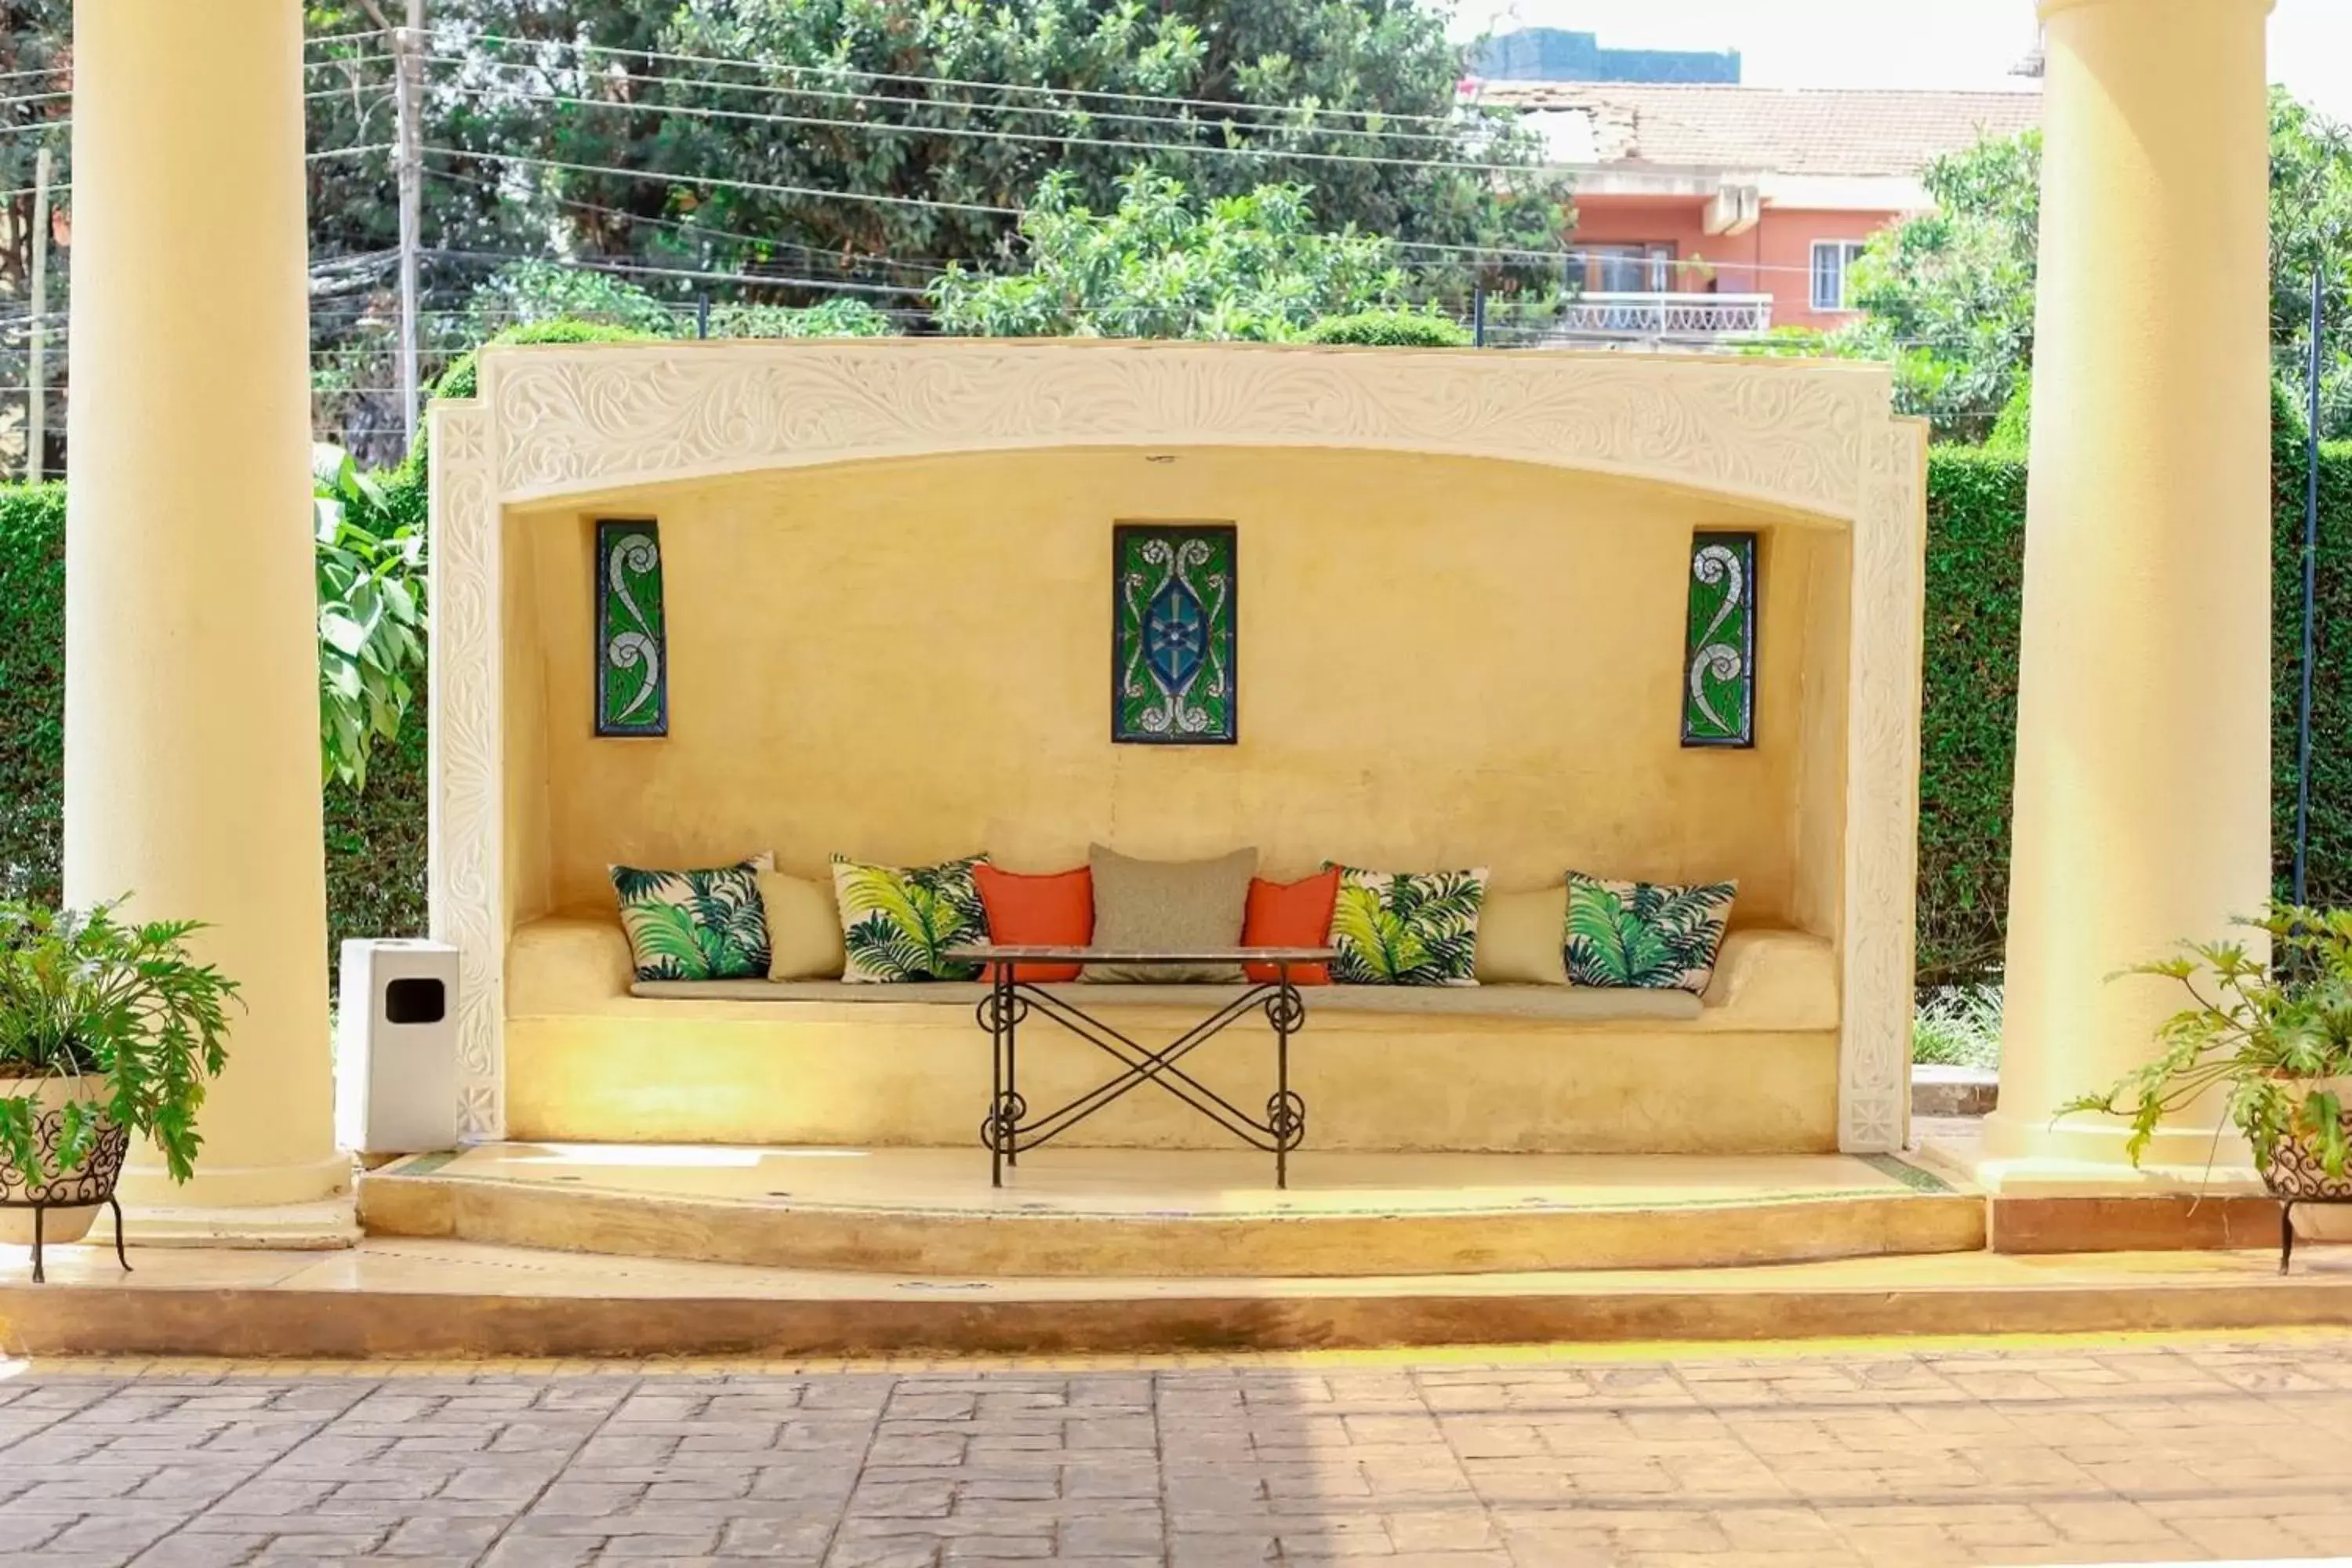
xmin=758 ymin=869 xmax=847 ymax=982
xmin=1084 ymin=845 xmax=1257 ymax=982
xmin=1474 ymin=884 xmax=1572 ymax=986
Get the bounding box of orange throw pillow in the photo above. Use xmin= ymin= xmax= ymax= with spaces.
xmin=972 ymin=864 xmax=1093 ymax=983
xmin=1241 ymin=868 xmax=1341 ymax=984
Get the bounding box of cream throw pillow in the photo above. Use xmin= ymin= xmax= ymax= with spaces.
xmin=758 ymin=869 xmax=847 ymax=982
xmin=1474 ymin=884 xmax=1572 ymax=986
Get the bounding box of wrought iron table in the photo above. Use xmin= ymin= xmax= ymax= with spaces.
xmin=946 ymin=946 xmax=1336 ymax=1189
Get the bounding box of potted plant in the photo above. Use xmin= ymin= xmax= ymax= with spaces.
xmin=0 ymin=899 xmax=237 ymax=1280
xmin=2062 ymin=906 xmax=2352 ymax=1253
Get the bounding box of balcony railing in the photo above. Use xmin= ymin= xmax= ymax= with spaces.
xmin=1521 ymin=292 xmax=1776 ymax=342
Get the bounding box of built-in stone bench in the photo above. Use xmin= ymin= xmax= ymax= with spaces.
xmin=503 ymin=916 xmax=1843 ymax=1155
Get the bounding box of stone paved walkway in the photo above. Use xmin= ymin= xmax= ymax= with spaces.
xmin=2 ymin=1336 xmax=2351 ymax=1566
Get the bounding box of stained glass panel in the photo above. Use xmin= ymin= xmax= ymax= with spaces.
xmin=1113 ymin=523 xmax=1236 ymax=744
xmin=1682 ymin=530 xmax=1756 ymax=748
xmin=596 ymin=519 xmax=668 ymax=738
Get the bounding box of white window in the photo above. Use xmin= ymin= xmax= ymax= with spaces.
xmin=1584 ymin=241 xmax=1676 ymax=292
xmin=1810 ymin=241 xmax=1870 ymax=311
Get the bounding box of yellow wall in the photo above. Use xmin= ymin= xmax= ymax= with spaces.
xmin=503 ymin=446 xmax=1842 ymax=931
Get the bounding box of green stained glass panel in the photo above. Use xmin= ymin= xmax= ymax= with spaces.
xmin=596 ymin=519 xmax=668 ymax=737
xmin=1113 ymin=522 xmax=1236 ymax=745
xmin=1682 ymin=530 xmax=1756 ymax=748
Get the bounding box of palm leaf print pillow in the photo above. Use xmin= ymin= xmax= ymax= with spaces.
xmin=609 ymin=854 xmax=774 ymax=982
xmin=1564 ymin=873 xmax=1737 ymax=993
xmin=830 ymin=855 xmax=992 ymax=982
xmin=1327 ymin=866 xmax=1490 ymax=986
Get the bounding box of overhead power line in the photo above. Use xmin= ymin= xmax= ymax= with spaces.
xmin=426 ymin=145 xmax=1021 ymax=217
xmin=427 ymin=52 xmax=1511 ymax=153
xmin=425 ymin=245 xmax=931 ymax=299
xmin=422 ymin=162 xmax=948 ymax=278
xmin=427 ymin=76 xmax=1557 ymax=180
xmin=452 ymin=29 xmax=1497 ymax=134
xmin=422 ymin=146 xmax=1842 ymax=280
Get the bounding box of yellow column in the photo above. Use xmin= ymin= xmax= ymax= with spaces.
xmin=65 ymin=2 xmax=346 ymax=1213
xmin=1982 ymin=0 xmax=2274 ymax=1184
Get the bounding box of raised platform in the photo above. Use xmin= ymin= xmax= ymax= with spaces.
xmin=5 ymin=1237 xmax=2352 ymax=1359
xmin=357 ymin=1145 xmax=1987 ymax=1277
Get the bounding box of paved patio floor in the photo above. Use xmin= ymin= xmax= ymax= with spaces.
xmin=4 ymin=1334 xmax=2352 ymax=1566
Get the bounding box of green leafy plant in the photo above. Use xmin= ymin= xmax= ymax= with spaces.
xmin=314 ymin=444 xmax=426 ymax=792
xmin=931 ymin=169 xmax=1410 ymax=343
xmin=1913 ymin=986 xmax=2004 ymax=1069
xmin=0 ymin=899 xmax=236 ymax=1184
xmin=2060 ymin=906 xmax=2352 ymax=1178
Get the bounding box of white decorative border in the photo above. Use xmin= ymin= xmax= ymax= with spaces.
xmin=432 ymin=339 xmax=1924 ymax=1151
xmin=427 ymin=403 xmax=504 ymax=1142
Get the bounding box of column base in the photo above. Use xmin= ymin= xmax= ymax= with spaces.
xmin=1975 ymin=1105 xmax=2259 ymax=1186
xmin=1918 ymin=1122 xmax=2278 ymax=1256
xmin=119 ymin=1195 xmax=358 ymax=1251
xmin=115 ymin=1149 xmax=354 ymax=1212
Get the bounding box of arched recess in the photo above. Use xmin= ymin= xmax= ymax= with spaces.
xmin=430 ymin=339 xmax=1927 ymax=1152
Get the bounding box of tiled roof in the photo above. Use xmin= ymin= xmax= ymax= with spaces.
xmin=1477 ymin=83 xmax=2042 ymax=177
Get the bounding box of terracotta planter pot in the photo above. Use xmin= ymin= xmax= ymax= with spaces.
xmin=0 ymin=1075 xmax=129 ymax=1248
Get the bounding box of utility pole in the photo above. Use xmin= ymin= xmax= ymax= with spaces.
xmin=394 ymin=0 xmax=424 ymax=452
xmin=27 ymin=143 xmax=49 ymax=482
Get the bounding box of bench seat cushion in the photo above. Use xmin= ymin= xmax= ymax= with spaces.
xmin=632 ymin=975 xmax=1703 ymax=1022
xmin=511 ymin=914 xmax=1835 ymax=1033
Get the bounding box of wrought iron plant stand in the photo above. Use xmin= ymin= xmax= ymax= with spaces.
xmin=0 ymin=1109 xmax=132 ymax=1285
xmin=2268 ymin=1133 xmax=2352 ymax=1275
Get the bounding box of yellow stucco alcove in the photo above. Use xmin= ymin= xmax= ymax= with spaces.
xmin=431 ymin=339 xmax=1926 ymax=1153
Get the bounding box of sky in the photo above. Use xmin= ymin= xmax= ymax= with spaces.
xmin=1454 ymin=0 xmax=2352 ymax=124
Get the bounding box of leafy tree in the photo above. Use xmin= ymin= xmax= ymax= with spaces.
xmin=931 ymin=170 xmax=1405 ymax=339
xmin=2269 ymin=93 xmax=2352 ymax=439
xmin=0 ymin=2 xmax=70 ymax=481
xmin=653 ymin=0 xmax=1568 ymax=276
xmin=1825 ymin=132 xmax=2039 ymax=444
xmin=284 ymin=1 xmax=1566 ymax=459
xmin=1828 ymin=92 xmax=2352 ymax=442
xmin=460 ymin=260 xmax=898 ymax=341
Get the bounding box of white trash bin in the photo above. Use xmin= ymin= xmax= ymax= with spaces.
xmin=335 ymin=938 xmax=459 ymax=1157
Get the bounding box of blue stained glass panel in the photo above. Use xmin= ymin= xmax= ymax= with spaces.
xmin=1114 ymin=522 xmax=1236 ymax=745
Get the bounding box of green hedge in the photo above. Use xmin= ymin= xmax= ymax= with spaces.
xmin=0 ymin=482 xmax=430 ymax=975
xmin=0 ymin=485 xmax=64 ymax=906
xmin=1913 ymin=414 xmax=2352 ymax=985
xmin=1915 ymin=451 xmax=2029 ymax=985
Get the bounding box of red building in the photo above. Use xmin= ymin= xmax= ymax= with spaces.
xmin=1473 ymin=83 xmax=2042 ymax=343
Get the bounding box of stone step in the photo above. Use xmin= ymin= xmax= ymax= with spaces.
xmin=357 ymin=1145 xmax=1988 ymax=1279
xmin=9 ymin=1235 xmax=2352 ymax=1359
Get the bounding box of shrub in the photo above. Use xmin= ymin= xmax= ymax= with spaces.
xmin=1303 ymin=310 xmax=1472 ymax=348
xmin=0 ymin=485 xmax=63 ymax=905
xmin=1916 ymin=448 xmax=2028 ymax=985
